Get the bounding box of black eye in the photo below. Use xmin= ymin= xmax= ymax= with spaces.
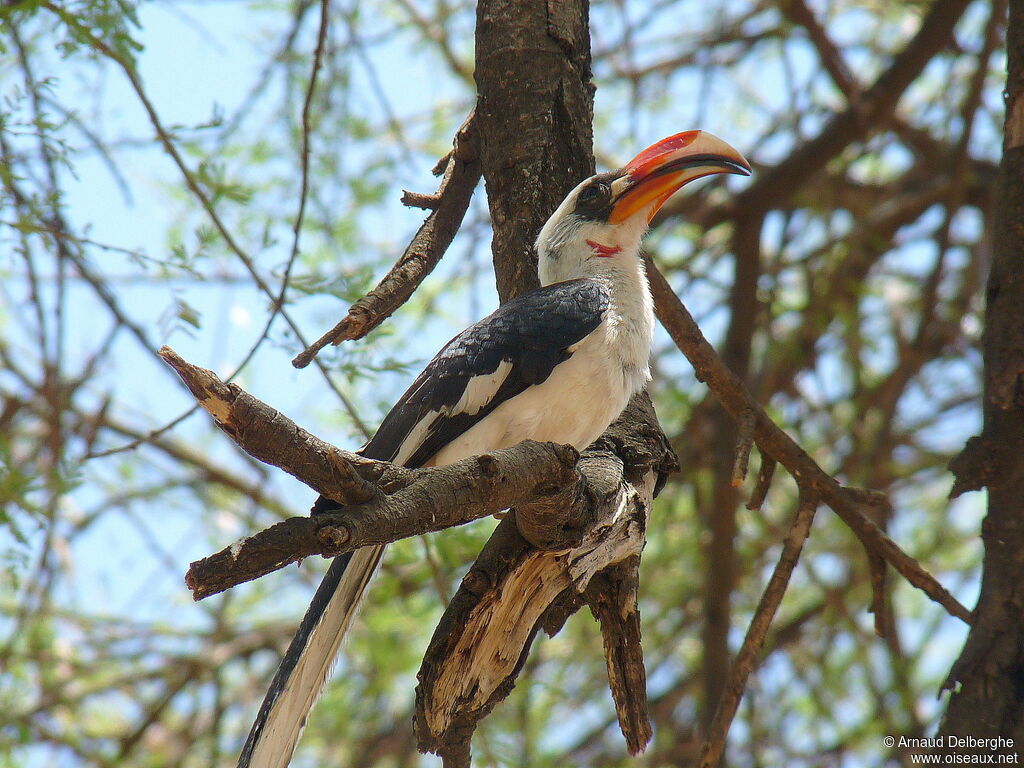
xmin=578 ymin=181 xmax=608 ymax=205
xmin=573 ymin=177 xmax=615 ymax=221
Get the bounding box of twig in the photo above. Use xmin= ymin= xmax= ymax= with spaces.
xmin=781 ymin=0 xmax=862 ymax=106
xmin=690 ymin=0 xmax=972 ymax=230
xmin=292 ymin=112 xmax=481 ymax=367
xmin=248 ymin=0 xmax=331 ymax=356
xmin=745 ymin=455 xmax=776 ymax=511
xmin=185 ymin=517 xmax=322 ymax=601
xmin=867 ymin=552 xmax=889 ymax=637
xmin=698 ymin=491 xmax=819 ymax=768
xmin=401 ymin=190 xmax=442 ymax=210
xmin=646 ymin=259 xmax=973 ymax=626
xmin=40 ymin=2 xmax=371 ymax=438
xmin=392 ymin=0 xmax=473 ymax=83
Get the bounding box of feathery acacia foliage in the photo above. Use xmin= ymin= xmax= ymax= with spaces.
xmin=0 ymin=1 xmax=1007 ymax=766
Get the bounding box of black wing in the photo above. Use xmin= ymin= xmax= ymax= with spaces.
xmin=253 ymin=283 xmax=609 ymax=766
xmin=363 ymin=277 xmax=609 ymax=468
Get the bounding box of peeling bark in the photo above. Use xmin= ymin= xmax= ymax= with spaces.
xmin=414 ymin=398 xmax=670 ymax=762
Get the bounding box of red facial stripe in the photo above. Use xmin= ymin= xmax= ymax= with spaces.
xmin=586 ymin=239 xmax=622 ymax=258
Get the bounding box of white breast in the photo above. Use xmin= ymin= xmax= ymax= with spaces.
xmin=427 ymin=321 xmax=650 ymax=467
xmin=428 ymin=252 xmax=655 ymax=468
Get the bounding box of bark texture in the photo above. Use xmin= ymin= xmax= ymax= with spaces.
xmin=409 ymin=4 xmax=678 ymax=763
xmin=474 ymin=0 xmax=594 ymax=302
xmin=941 ymin=0 xmax=1024 ymax=750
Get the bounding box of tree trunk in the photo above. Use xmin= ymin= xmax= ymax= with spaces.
xmin=409 ymin=3 xmax=678 ymax=765
xmin=941 ymin=0 xmax=1024 ymax=752
xmin=474 ymin=0 xmax=594 ymax=301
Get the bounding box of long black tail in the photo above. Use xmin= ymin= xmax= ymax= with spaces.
xmin=237 ymin=544 xmax=386 ymax=768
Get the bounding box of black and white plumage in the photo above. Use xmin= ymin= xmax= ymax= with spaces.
xmin=238 ymin=130 xmax=750 ymax=768
xmin=363 ymin=278 xmax=611 ymax=468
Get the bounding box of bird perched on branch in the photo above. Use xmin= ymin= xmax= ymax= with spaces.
xmin=238 ymin=130 xmax=750 ymax=768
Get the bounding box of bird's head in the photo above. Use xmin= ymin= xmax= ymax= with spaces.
xmin=537 ymin=130 xmax=751 ymax=285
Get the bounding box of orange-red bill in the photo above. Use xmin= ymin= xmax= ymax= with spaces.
xmin=608 ymin=130 xmax=751 ymax=224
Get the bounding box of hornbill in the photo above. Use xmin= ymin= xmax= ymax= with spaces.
xmin=239 ymin=130 xmax=750 ymax=768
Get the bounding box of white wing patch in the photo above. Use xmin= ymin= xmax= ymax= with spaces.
xmin=393 ymin=413 xmax=439 ymax=467
xmin=450 ymin=359 xmax=513 ymax=416
xmin=392 ymin=360 xmax=514 ymax=467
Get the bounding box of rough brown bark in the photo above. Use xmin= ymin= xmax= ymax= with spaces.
xmin=474 ymin=0 xmax=595 ymax=302
xmin=161 ymin=361 xmax=676 ymax=764
xmin=408 ymin=4 xmax=679 ymax=763
xmin=941 ymin=0 xmax=1024 ymax=751
xmin=585 ymin=556 xmax=652 ymax=755
xmin=414 ymin=396 xmax=676 ymax=764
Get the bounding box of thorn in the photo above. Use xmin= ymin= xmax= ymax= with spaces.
xmin=731 ymin=408 xmax=756 ymax=487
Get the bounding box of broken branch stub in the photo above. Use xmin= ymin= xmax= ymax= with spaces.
xmin=584 ymin=555 xmax=651 ymax=756
xmin=415 ymin=465 xmax=657 ymax=762
xmin=414 ymin=395 xmax=677 ymax=763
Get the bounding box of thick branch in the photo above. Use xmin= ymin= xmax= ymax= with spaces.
xmin=940 ymin=0 xmax=1024 ymax=742
xmin=474 ymin=0 xmax=595 ymax=301
xmin=292 ymin=112 xmax=481 ymax=367
xmin=312 ymin=441 xmax=581 ymax=557
xmin=415 ymin=456 xmax=658 ymax=761
xmin=160 ymin=346 xmax=586 ymax=600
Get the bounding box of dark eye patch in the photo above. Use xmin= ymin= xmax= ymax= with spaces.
xmin=578 ymin=183 xmax=604 ymax=203
xmin=573 ymin=172 xmax=618 ymax=221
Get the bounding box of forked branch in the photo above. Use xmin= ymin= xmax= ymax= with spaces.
xmin=646 ymin=260 xmax=972 ymax=628
xmin=160 ymin=346 xmax=590 ymax=600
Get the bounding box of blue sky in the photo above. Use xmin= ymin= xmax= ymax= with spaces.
xmin=2 ymin=2 xmax=992 ymax=764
